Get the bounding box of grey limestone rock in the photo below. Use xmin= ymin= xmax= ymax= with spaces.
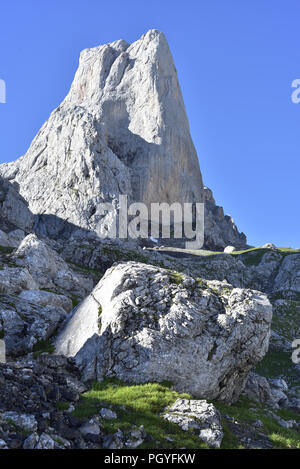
xmin=0 ymin=411 xmax=38 ymax=432
xmin=224 ymin=245 xmax=236 ymax=253
xmin=163 ymin=399 xmax=223 ymax=448
xmin=0 ymin=293 xmax=67 ymax=356
xmin=0 ymin=31 xmax=245 ymax=250
xmin=18 ymin=289 xmax=73 ymax=313
xmin=0 ymin=176 xmax=33 ymax=235
xmin=58 ymin=261 xmax=272 ymax=402
xmin=13 ymin=234 xmax=93 ymax=297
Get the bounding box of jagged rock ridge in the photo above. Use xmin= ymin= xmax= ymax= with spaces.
xmin=0 ymin=30 xmax=245 ymax=249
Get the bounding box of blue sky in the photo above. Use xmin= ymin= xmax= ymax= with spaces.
xmin=0 ymin=0 xmax=299 ymax=247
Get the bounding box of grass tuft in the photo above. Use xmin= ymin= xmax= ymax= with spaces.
xmin=72 ymin=379 xmax=208 ymax=449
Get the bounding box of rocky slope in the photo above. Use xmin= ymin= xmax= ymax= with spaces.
xmin=0 ymin=217 xmax=299 ymax=448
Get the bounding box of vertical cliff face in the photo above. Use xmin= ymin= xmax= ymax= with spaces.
xmin=65 ymin=30 xmax=204 ymax=207
xmin=0 ymin=30 xmax=246 ymax=249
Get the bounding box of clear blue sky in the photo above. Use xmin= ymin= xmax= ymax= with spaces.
xmin=0 ymin=0 xmax=299 ymax=247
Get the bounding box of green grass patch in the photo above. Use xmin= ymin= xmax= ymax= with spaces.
xmin=0 ymin=245 xmax=14 ymax=254
xmin=72 ymin=379 xmax=208 ymax=449
xmin=67 ymin=262 xmax=104 ymax=279
xmin=55 ymin=401 xmax=70 ymax=411
xmin=72 ymin=379 xmax=300 ymax=449
xmin=238 ymin=248 xmax=269 ymax=266
xmin=255 ymin=350 xmax=300 ymax=387
xmin=277 ymin=247 xmax=300 ymax=253
xmin=169 ymin=271 xmax=183 ymax=285
xmin=270 ymin=299 xmax=300 ymax=342
xmin=32 ymin=339 xmax=54 ymax=357
xmin=70 ymin=294 xmax=80 ymax=309
xmin=41 ymin=288 xmax=57 ymax=294
xmin=228 ymin=246 xmax=299 ymax=267
xmin=214 ymin=396 xmax=300 ymax=449
xmin=102 ymin=247 xmax=149 ymax=264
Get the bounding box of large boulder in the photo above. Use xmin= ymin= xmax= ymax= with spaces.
xmin=224 ymin=245 xmax=236 ymax=253
xmin=13 ymin=234 xmax=93 ymax=298
xmin=57 ymin=262 xmax=272 ymax=402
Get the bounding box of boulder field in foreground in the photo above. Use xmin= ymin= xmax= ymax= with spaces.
xmin=56 ymin=262 xmax=272 ymax=402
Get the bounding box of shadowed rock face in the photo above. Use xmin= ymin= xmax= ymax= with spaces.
xmin=0 ymin=30 xmax=246 ymax=249
xmin=0 ymin=176 xmax=33 ymax=233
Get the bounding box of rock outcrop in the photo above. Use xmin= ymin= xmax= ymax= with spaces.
xmin=57 ymin=262 xmax=272 ymax=402
xmin=13 ymin=234 xmax=94 ymax=297
xmin=0 ymin=233 xmax=99 ymax=357
xmin=0 ymin=176 xmax=33 ymax=247
xmin=0 ymin=30 xmax=246 ymax=249
xmin=163 ymin=399 xmax=223 ymax=448
xmin=0 ymin=293 xmax=67 ymax=356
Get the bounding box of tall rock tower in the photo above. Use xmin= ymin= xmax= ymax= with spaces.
xmin=0 ymin=30 xmax=246 ymax=249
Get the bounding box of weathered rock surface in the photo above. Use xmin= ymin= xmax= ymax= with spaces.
xmin=0 ymin=176 xmax=33 ymax=237
xmin=0 ymin=412 xmax=38 ymax=432
xmin=13 ymin=234 xmax=94 ymax=297
xmin=0 ymin=355 xmax=85 ymax=449
xmin=0 ymin=355 xmax=85 ymax=414
xmin=0 ymin=294 xmax=67 ymax=356
xmin=18 ymin=290 xmax=72 ymax=313
xmin=0 ymin=267 xmax=38 ymax=294
xmin=145 ymin=247 xmax=300 ymax=297
xmin=243 ymin=372 xmax=288 ymax=409
xmin=0 ymin=30 xmax=245 ymax=250
xmin=273 ymin=254 xmax=300 ymax=298
xmin=0 ymin=233 xmax=101 ymax=357
xmin=60 ymin=262 xmax=272 ymax=402
xmin=163 ymin=399 xmax=223 ymax=448
xmin=0 ymin=228 xmax=25 ymax=248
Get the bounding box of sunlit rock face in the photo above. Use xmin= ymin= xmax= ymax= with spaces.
xmin=0 ymin=30 xmax=246 ymax=249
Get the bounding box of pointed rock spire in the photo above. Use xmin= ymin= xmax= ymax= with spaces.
xmin=0 ymin=30 xmax=246 ymax=249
